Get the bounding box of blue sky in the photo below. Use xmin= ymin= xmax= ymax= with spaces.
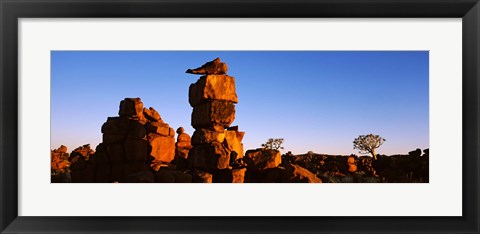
xmin=51 ymin=51 xmax=429 ymax=155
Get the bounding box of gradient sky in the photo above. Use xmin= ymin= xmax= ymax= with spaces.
xmin=51 ymin=51 xmax=429 ymax=155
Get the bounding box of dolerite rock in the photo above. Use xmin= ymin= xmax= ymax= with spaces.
xmin=126 ymin=170 xmax=154 ymax=183
xmin=69 ymin=144 xmax=96 ymax=183
xmin=69 ymin=144 xmax=95 ymax=164
xmin=51 ymin=145 xmax=70 ymax=174
xmin=223 ymin=129 xmax=244 ymax=160
xmin=58 ymin=145 xmax=68 ymax=153
xmin=186 ymin=57 xmax=228 ymax=75
xmin=124 ymin=139 xmax=149 ymax=162
xmin=423 ymin=148 xmax=429 ymax=157
xmin=92 ymin=144 xmax=110 ymax=183
xmin=188 ymin=142 xmax=230 ymax=170
xmin=191 ymin=170 xmax=213 ymax=183
xmin=119 ymin=97 xmax=144 ymax=119
xmin=191 ymin=128 xmax=226 ymax=145
xmin=175 ymin=127 xmax=192 ymax=159
xmin=148 ymin=133 xmax=176 ymax=166
xmin=282 ymin=164 xmax=322 ymax=183
xmin=145 ymin=121 xmax=174 ymax=137
xmin=143 ymin=107 xmax=162 ymax=122
xmin=186 ymin=58 xmax=244 ymax=181
xmin=153 ymin=166 xmax=193 ymax=183
xmin=232 ymin=168 xmax=247 ymax=183
xmin=106 ymin=143 xmax=124 ymax=163
xmin=212 ymin=168 xmax=246 ymax=183
xmin=191 ymin=100 xmax=235 ymax=128
xmin=347 ymin=155 xmax=357 ymax=173
xmin=102 ymin=117 xmax=146 ymax=139
xmin=244 ymin=148 xmax=282 ymax=170
xmin=99 ymin=97 xmax=176 ymax=182
xmin=409 ymin=148 xmax=422 ymax=157
xmin=189 ymin=75 xmax=238 ymax=107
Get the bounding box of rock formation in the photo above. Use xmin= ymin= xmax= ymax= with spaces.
xmin=186 ymin=58 xmax=245 ymax=183
xmin=69 ymin=144 xmax=96 ymax=183
xmin=186 ymin=57 xmax=228 ymax=75
xmin=174 ymin=127 xmax=192 ymax=170
xmin=63 ymin=97 xmax=175 ymax=183
xmin=347 ymin=155 xmax=357 ymax=173
xmin=51 ymin=145 xmax=71 ymax=182
xmin=244 ymin=149 xmax=282 ymax=171
xmin=51 ymin=145 xmax=70 ymax=173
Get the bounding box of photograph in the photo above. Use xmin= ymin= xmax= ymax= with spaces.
xmin=2 ymin=0 xmax=478 ymax=232
xmin=50 ymin=51 xmax=429 ymax=183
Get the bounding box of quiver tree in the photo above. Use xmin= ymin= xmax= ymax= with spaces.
xmin=262 ymin=138 xmax=284 ymax=151
xmin=353 ymin=134 xmax=385 ymax=160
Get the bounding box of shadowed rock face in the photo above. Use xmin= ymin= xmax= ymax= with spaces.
xmin=188 ymin=142 xmax=230 ymax=170
xmin=186 ymin=57 xmax=228 ymax=75
xmin=191 ymin=100 xmax=236 ymax=128
xmin=69 ymin=144 xmax=96 ymax=183
xmin=119 ymin=97 xmax=144 ymax=120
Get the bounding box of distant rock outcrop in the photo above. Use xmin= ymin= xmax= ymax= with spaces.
xmin=51 ymin=145 xmax=71 ymax=183
xmin=282 ymin=149 xmax=429 ymax=183
xmin=69 ymin=144 xmax=96 ymax=183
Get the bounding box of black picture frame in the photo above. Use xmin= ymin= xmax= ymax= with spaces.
xmin=1 ymin=0 xmax=479 ymax=233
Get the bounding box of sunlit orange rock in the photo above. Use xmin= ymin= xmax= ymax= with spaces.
xmin=348 ymin=164 xmax=358 ymax=173
xmin=145 ymin=121 xmax=174 ymax=137
xmin=282 ymin=164 xmax=322 ymax=183
xmin=191 ymin=128 xmax=226 ymax=145
xmin=232 ymin=168 xmax=247 ymax=183
xmin=244 ymin=148 xmax=281 ymax=170
xmin=143 ymin=107 xmax=162 ymax=122
xmin=148 ymin=133 xmax=176 ymax=166
xmin=189 ymin=74 xmax=238 ymax=107
xmin=175 ymin=127 xmax=192 ymax=159
xmin=223 ymin=129 xmax=244 ymax=160
xmin=51 ymin=145 xmax=70 ymax=173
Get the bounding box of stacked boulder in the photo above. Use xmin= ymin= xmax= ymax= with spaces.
xmin=186 ymin=58 xmax=246 ymax=183
xmin=174 ymin=127 xmax=192 ymax=170
xmin=347 ymin=155 xmax=357 ymax=173
xmin=100 ymin=97 xmax=175 ymax=182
